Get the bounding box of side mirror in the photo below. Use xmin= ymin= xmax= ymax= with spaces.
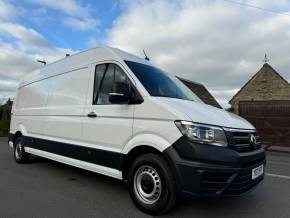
xmin=109 ymin=82 xmax=130 ymax=104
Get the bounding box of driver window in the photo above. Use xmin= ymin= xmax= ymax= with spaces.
xmin=94 ymin=63 xmax=130 ymax=105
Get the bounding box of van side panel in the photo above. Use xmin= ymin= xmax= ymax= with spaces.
xmin=11 ymin=79 xmax=50 ymax=135
xmin=122 ymin=98 xmax=184 ymax=154
xmin=42 ymin=66 xmax=90 ymax=142
xmin=15 ymin=82 xmax=47 ymax=110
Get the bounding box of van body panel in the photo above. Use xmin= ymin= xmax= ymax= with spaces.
xmin=12 ymin=116 xmax=44 ymax=136
xmin=133 ymin=97 xmax=190 ymax=122
xmin=156 ymin=97 xmax=255 ymax=129
xmin=9 ymin=122 xmax=27 ymax=135
xmin=122 ymin=132 xmax=176 ymax=154
xmin=124 ymin=97 xmax=185 ymax=153
xmin=42 ymin=66 xmax=90 ymax=142
xmin=12 ymin=79 xmax=50 ymax=136
xmin=20 ymin=48 xmax=114 ymax=87
xmin=83 ymin=104 xmax=134 ymax=152
xmin=45 ymin=67 xmax=90 ymax=108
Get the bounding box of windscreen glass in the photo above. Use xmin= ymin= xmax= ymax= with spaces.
xmin=125 ymin=61 xmax=202 ymax=102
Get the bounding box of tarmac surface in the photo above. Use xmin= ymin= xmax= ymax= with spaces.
xmin=1 ymin=137 xmax=290 ymax=218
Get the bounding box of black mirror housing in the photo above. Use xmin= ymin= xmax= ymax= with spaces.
xmin=109 ymin=82 xmax=130 ymax=104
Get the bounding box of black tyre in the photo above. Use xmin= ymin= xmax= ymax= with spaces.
xmin=14 ymin=136 xmax=30 ymax=163
xmin=128 ymin=153 xmax=176 ymax=215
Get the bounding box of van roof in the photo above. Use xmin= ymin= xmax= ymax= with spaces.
xmin=20 ymin=45 xmax=152 ymax=87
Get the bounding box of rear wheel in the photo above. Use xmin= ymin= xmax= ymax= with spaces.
xmin=14 ymin=136 xmax=30 ymax=163
xmin=128 ymin=153 xmax=176 ymax=215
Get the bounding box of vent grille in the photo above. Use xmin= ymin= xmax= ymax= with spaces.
xmin=199 ymin=168 xmax=264 ymax=196
xmin=225 ymin=129 xmax=261 ymax=152
xmin=200 ymin=172 xmax=232 ymax=195
xmin=225 ymin=169 xmax=264 ymax=195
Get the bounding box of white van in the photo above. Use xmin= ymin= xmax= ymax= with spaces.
xmin=8 ymin=46 xmax=265 ymax=214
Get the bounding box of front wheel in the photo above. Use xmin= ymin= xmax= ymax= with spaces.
xmin=128 ymin=153 xmax=176 ymax=215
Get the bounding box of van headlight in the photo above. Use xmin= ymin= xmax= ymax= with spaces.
xmin=175 ymin=121 xmax=228 ymax=147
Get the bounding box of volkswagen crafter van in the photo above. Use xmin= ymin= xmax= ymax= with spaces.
xmin=8 ymin=46 xmax=265 ymax=215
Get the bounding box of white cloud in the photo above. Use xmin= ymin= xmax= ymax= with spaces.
xmin=0 ymin=22 xmax=75 ymax=99
xmin=0 ymin=22 xmax=73 ymax=57
xmin=0 ymin=0 xmax=17 ymax=20
xmin=63 ymin=17 xmax=100 ymax=31
xmin=0 ymin=1 xmax=78 ymax=101
xmin=106 ymin=0 xmax=290 ymax=108
xmin=28 ymin=0 xmax=88 ymax=18
xmin=29 ymin=0 xmax=100 ymax=31
xmin=0 ymin=23 xmax=50 ymax=51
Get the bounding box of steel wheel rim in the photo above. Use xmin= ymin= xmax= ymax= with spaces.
xmin=133 ymin=165 xmax=162 ymax=204
xmin=15 ymin=143 xmax=22 ymax=159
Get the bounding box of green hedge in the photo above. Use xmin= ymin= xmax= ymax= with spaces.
xmin=0 ymin=109 xmax=10 ymax=136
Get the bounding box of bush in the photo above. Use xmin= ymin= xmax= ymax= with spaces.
xmin=0 ymin=110 xmax=10 ymax=136
xmin=226 ymin=107 xmax=235 ymax=113
xmin=0 ymin=107 xmax=3 ymax=119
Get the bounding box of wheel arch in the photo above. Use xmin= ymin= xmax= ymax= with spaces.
xmin=122 ymin=145 xmax=159 ymax=179
xmin=11 ymin=123 xmax=27 ymax=146
xmin=122 ymin=133 xmax=170 ymax=178
xmin=122 ymin=143 xmax=184 ymax=203
xmin=121 ymin=144 xmax=179 ymax=183
xmin=14 ymin=131 xmax=23 ymax=143
xmin=13 ymin=124 xmax=27 ymax=138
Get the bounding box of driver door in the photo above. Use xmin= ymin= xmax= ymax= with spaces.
xmin=82 ymin=62 xmax=134 ymax=167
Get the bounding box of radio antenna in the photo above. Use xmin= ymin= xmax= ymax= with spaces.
xmin=37 ymin=60 xmax=46 ymax=66
xmin=143 ymin=49 xmax=150 ymax=61
xmin=263 ymin=53 xmax=270 ymax=63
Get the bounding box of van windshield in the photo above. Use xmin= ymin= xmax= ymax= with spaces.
xmin=125 ymin=61 xmax=202 ymax=102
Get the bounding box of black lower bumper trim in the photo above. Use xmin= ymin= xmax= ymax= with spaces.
xmin=163 ymin=136 xmax=266 ymax=198
xmin=176 ymin=158 xmax=265 ymax=198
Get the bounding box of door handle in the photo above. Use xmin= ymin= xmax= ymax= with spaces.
xmin=87 ymin=112 xmax=97 ymax=118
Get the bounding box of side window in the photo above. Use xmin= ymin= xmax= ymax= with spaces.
xmin=115 ymin=65 xmax=129 ymax=84
xmin=97 ymin=64 xmax=114 ymax=105
xmin=93 ymin=64 xmax=107 ymax=104
xmin=94 ymin=63 xmax=130 ymax=105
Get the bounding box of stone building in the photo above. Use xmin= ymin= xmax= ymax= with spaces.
xmin=229 ymin=63 xmax=290 ymax=147
xmin=230 ymin=63 xmax=290 ymax=114
xmin=178 ymin=77 xmax=222 ymax=108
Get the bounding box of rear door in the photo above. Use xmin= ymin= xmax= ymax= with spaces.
xmin=82 ymin=62 xmax=134 ymax=167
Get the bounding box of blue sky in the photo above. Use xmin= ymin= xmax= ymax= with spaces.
xmin=8 ymin=0 xmax=122 ymax=50
xmin=0 ymin=0 xmax=290 ymax=107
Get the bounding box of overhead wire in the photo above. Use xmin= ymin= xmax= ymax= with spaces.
xmin=222 ymin=0 xmax=290 ymax=17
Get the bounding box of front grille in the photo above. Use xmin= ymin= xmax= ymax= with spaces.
xmin=225 ymin=129 xmax=261 ymax=152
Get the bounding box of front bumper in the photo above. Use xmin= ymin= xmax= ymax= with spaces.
xmin=163 ymin=136 xmax=266 ymax=198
